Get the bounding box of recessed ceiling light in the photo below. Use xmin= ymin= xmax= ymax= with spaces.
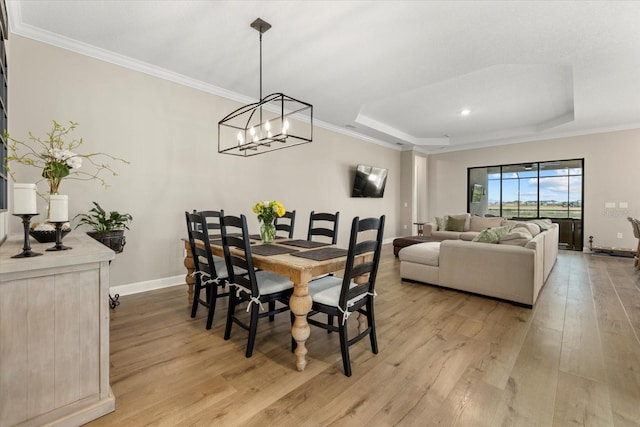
xmin=460 ymin=109 xmax=471 ymax=116
xmin=345 ymin=124 xmax=357 ymax=129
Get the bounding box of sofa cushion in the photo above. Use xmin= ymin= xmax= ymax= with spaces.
xmin=500 ymin=228 xmax=533 ymax=246
xmin=513 ymin=222 xmax=541 ymax=237
xmin=435 ymin=216 xmax=448 ymax=231
xmin=459 ymin=232 xmax=479 ymax=241
xmin=472 ymin=226 xmax=510 ymax=244
xmin=469 ymin=215 xmax=504 ymax=232
xmin=446 ymin=216 xmax=466 ymax=232
xmin=431 ymin=230 xmax=464 ymax=240
xmin=525 ymin=238 xmax=538 ymax=250
xmin=528 ymin=218 xmax=553 ymax=231
xmin=501 ymin=219 xmax=517 ymax=228
xmin=398 ymin=241 xmax=441 ymax=266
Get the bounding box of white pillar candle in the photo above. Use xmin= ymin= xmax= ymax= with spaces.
xmin=49 ymin=195 xmax=69 ymax=222
xmin=12 ymin=183 xmax=38 ymax=215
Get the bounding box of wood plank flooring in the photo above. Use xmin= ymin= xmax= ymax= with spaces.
xmin=86 ymin=246 xmax=640 ymax=426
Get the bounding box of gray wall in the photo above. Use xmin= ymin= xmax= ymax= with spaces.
xmin=7 ymin=35 xmax=401 ymax=288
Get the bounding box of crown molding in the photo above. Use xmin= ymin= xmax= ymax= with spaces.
xmin=7 ymin=2 xmax=400 ymax=153
xmin=10 ymin=2 xmax=631 ymax=156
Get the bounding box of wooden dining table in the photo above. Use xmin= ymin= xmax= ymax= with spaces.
xmin=182 ymin=237 xmax=357 ymax=371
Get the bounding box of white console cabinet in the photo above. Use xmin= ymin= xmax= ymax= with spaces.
xmin=0 ymin=233 xmax=115 ymax=426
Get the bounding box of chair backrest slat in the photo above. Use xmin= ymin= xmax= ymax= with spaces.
xmin=307 ymin=211 xmax=340 ymax=244
xmin=275 ymin=210 xmax=296 ymax=238
xmin=185 ymin=211 xmax=222 ymax=282
xmin=338 ymin=215 xmax=385 ymax=308
xmin=220 ymin=214 xmax=259 ymax=296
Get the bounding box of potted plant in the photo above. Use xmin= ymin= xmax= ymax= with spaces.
xmin=75 ymin=201 xmax=133 ymax=253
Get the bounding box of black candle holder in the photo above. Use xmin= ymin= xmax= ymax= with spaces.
xmin=46 ymin=221 xmax=72 ymax=251
xmin=11 ymin=213 xmax=43 ymax=258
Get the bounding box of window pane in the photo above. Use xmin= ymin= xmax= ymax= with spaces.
xmin=468 ymin=160 xmax=582 ymax=221
xmin=569 ymin=175 xmax=582 ymax=219
xmin=539 ymin=176 xmax=569 ymax=218
xmin=501 ymin=179 xmax=519 ymax=218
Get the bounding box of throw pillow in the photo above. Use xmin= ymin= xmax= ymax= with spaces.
xmin=513 ymin=222 xmax=541 ymax=236
xmin=446 ymin=216 xmax=466 ymax=232
xmin=499 ymin=228 xmax=533 ymax=246
xmin=449 ymin=213 xmax=471 ymax=231
xmin=528 ymin=219 xmax=553 ymax=231
xmin=435 ymin=216 xmax=448 ymax=231
xmin=472 ymin=226 xmax=511 ymax=244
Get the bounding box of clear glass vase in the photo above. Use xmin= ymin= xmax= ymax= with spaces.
xmin=260 ymin=220 xmax=276 ymax=243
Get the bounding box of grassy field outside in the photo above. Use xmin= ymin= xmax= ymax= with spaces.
xmin=487 ymin=203 xmax=582 ymax=219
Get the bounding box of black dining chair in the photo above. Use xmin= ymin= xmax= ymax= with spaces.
xmin=306 ymin=215 xmax=385 ymax=377
xmin=628 ymin=217 xmax=640 ymax=269
xmin=307 ymin=211 xmax=340 ymax=244
xmin=220 ymin=213 xmax=294 ymax=357
xmin=184 ymin=210 xmax=230 ymax=329
xmin=274 ymin=210 xmax=296 ymax=238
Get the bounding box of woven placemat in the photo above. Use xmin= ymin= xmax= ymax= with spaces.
xmin=279 ymin=239 xmax=330 ymax=249
xmin=210 ymin=237 xmax=256 ymax=246
xmin=249 ymin=234 xmax=287 ymax=241
xmin=290 ymin=247 xmax=348 ymax=261
xmin=251 ymin=244 xmax=299 ymax=256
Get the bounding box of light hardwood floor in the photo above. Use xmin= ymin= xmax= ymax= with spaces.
xmin=87 ymin=245 xmax=640 ymax=426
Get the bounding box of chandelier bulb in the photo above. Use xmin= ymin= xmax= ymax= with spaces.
xmin=237 ymin=132 xmax=244 ymax=145
xmin=265 ymin=120 xmax=271 ymax=131
xmin=250 ymin=126 xmax=256 ymax=136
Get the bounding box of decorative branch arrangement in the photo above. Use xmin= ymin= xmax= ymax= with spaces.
xmin=5 ymin=120 xmax=129 ymax=198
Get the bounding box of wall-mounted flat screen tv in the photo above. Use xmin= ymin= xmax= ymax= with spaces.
xmin=351 ymin=164 xmax=388 ymax=198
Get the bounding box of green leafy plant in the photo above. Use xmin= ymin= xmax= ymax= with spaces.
xmin=74 ymin=201 xmax=133 ymax=233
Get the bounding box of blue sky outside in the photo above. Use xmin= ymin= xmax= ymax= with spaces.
xmin=488 ymin=168 xmax=582 ymax=204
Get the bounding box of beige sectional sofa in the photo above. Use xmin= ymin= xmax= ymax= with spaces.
xmin=399 ymin=215 xmax=559 ymax=307
xmin=424 ymin=213 xmax=508 ymax=241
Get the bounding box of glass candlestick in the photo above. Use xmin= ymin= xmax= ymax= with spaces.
xmin=46 ymin=221 xmax=72 ymax=251
xmin=11 ymin=214 xmax=43 ymax=258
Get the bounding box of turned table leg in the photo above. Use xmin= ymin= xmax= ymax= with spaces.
xmin=289 ymin=271 xmax=313 ymax=371
xmin=183 ymin=241 xmax=195 ymax=304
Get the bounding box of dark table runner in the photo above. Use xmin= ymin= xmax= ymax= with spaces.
xmin=249 ymin=234 xmax=287 ymax=241
xmin=250 ymin=244 xmax=299 ymax=256
xmin=279 ymin=239 xmax=330 ymax=249
xmin=210 ymin=238 xmax=255 ymax=246
xmin=290 ymin=247 xmax=348 ymax=261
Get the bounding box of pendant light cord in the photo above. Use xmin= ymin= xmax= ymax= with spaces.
xmin=259 ymin=32 xmax=263 ymax=102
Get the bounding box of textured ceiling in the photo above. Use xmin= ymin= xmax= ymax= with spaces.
xmin=8 ymin=0 xmax=640 ymax=153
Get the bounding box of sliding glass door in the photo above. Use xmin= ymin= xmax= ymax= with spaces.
xmin=469 ymin=159 xmax=584 ymax=250
xmin=471 ymin=159 xmax=583 ymax=219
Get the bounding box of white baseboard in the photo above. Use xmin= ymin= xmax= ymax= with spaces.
xmin=110 ymin=275 xmax=184 ymax=296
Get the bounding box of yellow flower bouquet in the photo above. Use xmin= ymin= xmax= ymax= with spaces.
xmin=252 ymin=200 xmax=285 ymax=243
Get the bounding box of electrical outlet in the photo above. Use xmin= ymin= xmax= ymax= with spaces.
xmin=617 ymin=232 xmax=623 ymax=239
